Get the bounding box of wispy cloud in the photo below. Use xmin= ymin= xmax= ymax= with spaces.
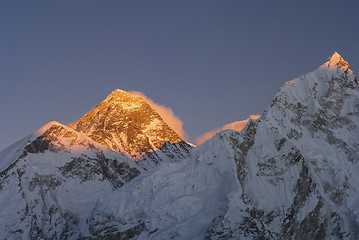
xmin=195 ymin=115 xmax=260 ymax=145
xmin=129 ymin=91 xmax=188 ymax=140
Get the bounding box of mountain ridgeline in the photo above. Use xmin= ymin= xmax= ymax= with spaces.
xmin=0 ymin=52 xmax=358 ymax=239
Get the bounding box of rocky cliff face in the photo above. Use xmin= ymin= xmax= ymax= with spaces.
xmin=69 ymin=89 xmax=189 ymax=160
xmin=0 ymin=121 xmax=142 ymax=239
xmin=206 ymin=52 xmax=359 ymax=239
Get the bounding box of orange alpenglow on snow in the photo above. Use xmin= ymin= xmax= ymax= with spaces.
xmin=195 ymin=115 xmax=261 ymax=145
xmin=129 ymin=91 xmax=188 ymax=140
xmin=320 ymin=52 xmax=351 ymax=71
xmin=69 ymin=89 xmax=186 ymax=159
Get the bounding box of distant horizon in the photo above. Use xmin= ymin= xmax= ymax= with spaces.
xmin=1 ymin=1 xmax=359 ymax=150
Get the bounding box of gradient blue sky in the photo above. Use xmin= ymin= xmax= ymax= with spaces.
xmin=1 ymin=0 xmax=359 ymax=150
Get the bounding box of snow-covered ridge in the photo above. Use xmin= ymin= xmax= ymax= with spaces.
xmin=0 ymin=121 xmax=104 ymax=172
xmin=33 ymin=120 xmax=113 ymax=153
xmin=0 ymin=119 xmax=143 ymax=239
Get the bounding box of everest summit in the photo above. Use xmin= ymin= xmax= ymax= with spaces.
xmin=69 ymin=89 xmax=192 ymax=161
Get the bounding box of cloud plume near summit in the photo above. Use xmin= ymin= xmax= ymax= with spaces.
xmin=195 ymin=115 xmax=261 ymax=145
xmin=129 ymin=91 xmax=188 ymax=141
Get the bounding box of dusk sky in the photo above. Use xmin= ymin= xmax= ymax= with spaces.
xmin=1 ymin=1 xmax=359 ymax=150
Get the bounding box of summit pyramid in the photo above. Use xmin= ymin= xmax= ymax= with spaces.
xmin=69 ymin=89 xmax=187 ymax=159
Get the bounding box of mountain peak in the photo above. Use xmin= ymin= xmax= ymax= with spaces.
xmin=107 ymin=89 xmax=133 ymax=97
xmin=34 ymin=121 xmax=64 ymax=137
xmin=105 ymin=89 xmax=143 ymax=105
xmin=69 ymin=89 xmax=184 ymax=159
xmin=323 ymin=51 xmax=351 ymax=71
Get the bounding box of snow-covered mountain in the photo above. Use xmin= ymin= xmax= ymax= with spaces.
xmin=203 ymin=52 xmax=359 ymax=239
xmin=72 ymin=52 xmax=359 ymax=240
xmin=0 ymin=121 xmax=143 ymax=239
xmin=0 ymin=89 xmax=193 ymax=239
xmin=0 ymin=52 xmax=358 ymax=239
xmin=69 ymin=89 xmax=191 ymax=161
